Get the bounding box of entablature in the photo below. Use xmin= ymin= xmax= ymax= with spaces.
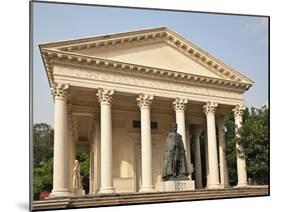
xmin=41 ymin=49 xmax=251 ymax=99
xmin=53 ymin=64 xmax=244 ymax=106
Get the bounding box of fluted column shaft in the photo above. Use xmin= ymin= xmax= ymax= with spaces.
xmin=194 ymin=127 xmax=203 ymax=189
xmin=233 ymin=105 xmax=248 ymax=186
xmin=203 ymin=102 xmax=220 ymax=189
xmin=51 ymin=83 xmax=70 ymax=197
xmin=97 ymin=88 xmax=115 ymax=194
xmin=137 ymin=94 xmax=154 ymax=192
xmin=217 ymin=115 xmax=229 ymax=188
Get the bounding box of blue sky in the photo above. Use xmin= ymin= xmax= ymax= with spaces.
xmin=32 ymin=2 xmax=268 ymax=126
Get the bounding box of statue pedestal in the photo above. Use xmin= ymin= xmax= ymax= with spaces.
xmin=161 ymin=180 xmax=195 ymax=192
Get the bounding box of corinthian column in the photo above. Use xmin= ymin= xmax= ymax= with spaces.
xmin=137 ymin=94 xmax=154 ymax=192
xmin=97 ymin=88 xmax=115 ymax=194
xmin=233 ymin=105 xmax=248 ymax=187
xmin=51 ymin=83 xmax=70 ymax=197
xmin=194 ymin=127 xmax=203 ymax=189
xmin=203 ymin=102 xmax=220 ymax=189
xmin=217 ymin=115 xmax=229 ymax=188
xmin=173 ymin=98 xmax=191 ymax=175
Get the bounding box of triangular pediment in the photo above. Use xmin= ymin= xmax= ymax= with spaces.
xmin=71 ymin=41 xmax=222 ymax=79
xmin=40 ymin=27 xmax=254 ymax=85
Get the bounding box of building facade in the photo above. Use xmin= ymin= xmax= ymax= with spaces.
xmin=39 ymin=27 xmax=253 ymax=197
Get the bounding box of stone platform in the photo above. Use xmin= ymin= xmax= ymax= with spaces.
xmin=32 ymin=186 xmax=269 ymax=211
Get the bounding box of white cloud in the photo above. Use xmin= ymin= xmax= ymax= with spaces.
xmin=245 ymin=18 xmax=268 ymax=48
xmin=245 ymin=18 xmax=268 ymax=33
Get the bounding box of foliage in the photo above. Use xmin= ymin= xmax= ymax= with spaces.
xmin=33 ymin=123 xmax=54 ymax=167
xmin=33 ymin=159 xmax=53 ymax=200
xmin=33 ymin=123 xmax=54 ymax=200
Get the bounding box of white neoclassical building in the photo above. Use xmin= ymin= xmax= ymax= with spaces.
xmin=39 ymin=27 xmax=254 ymax=197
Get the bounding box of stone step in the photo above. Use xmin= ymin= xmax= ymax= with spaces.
xmin=32 ymin=186 xmax=269 ymax=211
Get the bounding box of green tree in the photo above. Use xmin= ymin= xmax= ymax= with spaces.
xmin=33 ymin=159 xmax=53 ymax=200
xmin=33 ymin=123 xmax=54 ymax=200
xmin=33 ymin=123 xmax=54 ymax=167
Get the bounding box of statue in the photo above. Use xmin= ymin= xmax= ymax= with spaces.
xmin=162 ymin=123 xmax=190 ymax=181
xmin=73 ymin=160 xmax=84 ymax=194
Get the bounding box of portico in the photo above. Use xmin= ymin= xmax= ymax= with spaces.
xmin=40 ymin=27 xmax=253 ymax=197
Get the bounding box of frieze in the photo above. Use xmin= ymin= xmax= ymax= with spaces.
xmin=54 ymin=66 xmax=243 ymax=103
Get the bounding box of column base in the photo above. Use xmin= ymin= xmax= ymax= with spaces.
xmin=139 ymin=186 xmax=155 ymax=193
xmin=235 ymin=183 xmax=248 ymax=188
xmin=49 ymin=189 xmax=70 ymax=198
xmin=99 ymin=187 xmax=115 ymax=194
xmin=220 ymin=183 xmax=230 ymax=188
xmin=207 ymin=184 xmax=221 ymax=189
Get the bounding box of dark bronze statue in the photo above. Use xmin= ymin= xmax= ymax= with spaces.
xmin=162 ymin=123 xmax=190 ymax=181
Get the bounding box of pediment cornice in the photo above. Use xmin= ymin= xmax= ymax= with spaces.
xmin=40 ymin=27 xmax=254 ymax=86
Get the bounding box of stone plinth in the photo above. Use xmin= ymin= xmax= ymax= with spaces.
xmin=161 ymin=180 xmax=195 ymax=192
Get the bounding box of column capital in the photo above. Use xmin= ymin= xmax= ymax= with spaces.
xmin=203 ymin=102 xmax=218 ymax=115
xmin=232 ymin=104 xmax=245 ymax=118
xmin=137 ymin=94 xmax=154 ymax=109
xmin=51 ymin=83 xmax=69 ymax=99
xmin=173 ymin=97 xmax=188 ymax=111
xmin=96 ymin=88 xmax=115 ymax=104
